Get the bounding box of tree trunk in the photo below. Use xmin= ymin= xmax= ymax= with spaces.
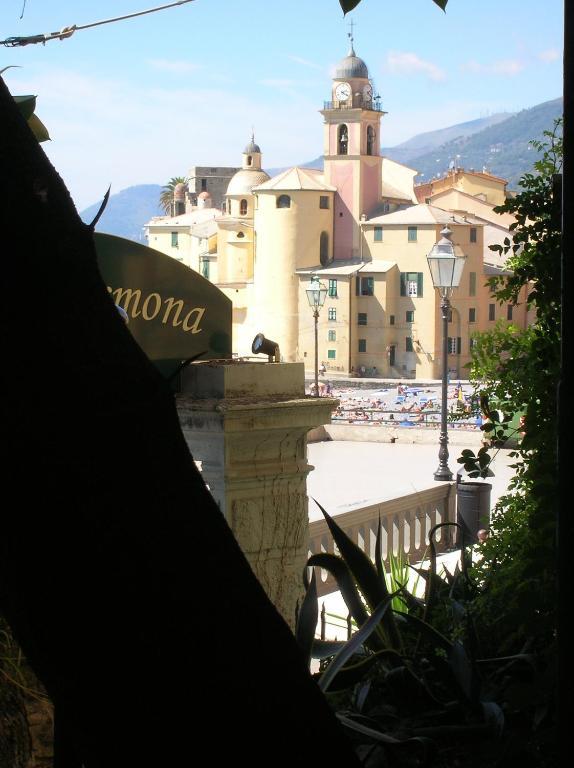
xmin=0 ymin=76 xmax=360 ymax=767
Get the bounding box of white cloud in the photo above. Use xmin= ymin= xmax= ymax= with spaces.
xmin=147 ymin=59 xmax=202 ymax=74
xmin=538 ymin=48 xmax=561 ymax=63
xmin=385 ymin=51 xmax=446 ymax=82
xmin=462 ymin=59 xmax=525 ymax=76
xmin=288 ymin=55 xmax=324 ymax=72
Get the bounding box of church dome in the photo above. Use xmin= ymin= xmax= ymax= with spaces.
xmin=334 ymin=45 xmax=369 ymax=79
xmin=244 ymin=139 xmax=261 ymax=154
xmin=226 ymin=168 xmax=270 ymax=196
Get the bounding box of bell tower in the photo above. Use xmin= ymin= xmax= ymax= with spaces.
xmin=321 ymin=36 xmax=386 ymax=260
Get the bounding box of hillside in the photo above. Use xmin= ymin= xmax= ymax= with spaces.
xmin=80 ymin=184 xmax=162 ymax=241
xmin=407 ymin=97 xmax=563 ymax=188
xmin=380 ymin=112 xmax=513 ymax=165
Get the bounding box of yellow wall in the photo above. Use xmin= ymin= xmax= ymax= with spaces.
xmin=253 ymin=190 xmax=334 ymax=361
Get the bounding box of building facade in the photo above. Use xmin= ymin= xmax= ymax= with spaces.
xmin=146 ymin=42 xmax=528 ymax=379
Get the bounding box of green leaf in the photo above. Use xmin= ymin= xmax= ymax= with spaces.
xmin=393 ymin=611 xmax=452 ymax=653
xmin=295 ymin=568 xmax=318 ymax=667
xmin=319 ymin=597 xmax=392 ymax=692
xmin=313 ymin=499 xmax=402 ymax=649
xmin=13 ymin=94 xmax=36 ymax=120
xmin=311 ymin=639 xmax=349 ymax=660
xmin=306 ymin=553 xmax=370 ymax=630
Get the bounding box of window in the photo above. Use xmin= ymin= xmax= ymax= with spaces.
xmin=247 ymin=155 xmax=252 ymax=166
xmin=489 ymin=303 xmax=495 ymax=321
xmin=469 ymin=271 xmax=477 ymax=297
xmin=406 ymin=310 xmax=414 ymax=323
xmin=448 ymin=337 xmax=462 ymax=354
xmin=406 ymin=337 xmax=413 ymax=352
xmin=337 ymin=124 xmax=348 ymax=155
xmin=319 ymin=196 xmax=329 ymax=209
xmin=328 ymin=307 xmax=337 ymax=321
xmin=236 ymin=231 xmax=245 ymax=238
xmin=374 ymin=226 xmax=382 ymax=242
xmin=507 ymin=304 xmax=513 ymax=320
xmin=469 ymin=307 xmax=476 ymax=323
xmin=277 ymin=194 xmax=291 ymax=208
xmin=470 ymin=337 xmax=478 ymax=351
xmin=328 ymin=279 xmax=338 ymax=297
xmin=327 ymin=349 xmax=336 ymax=359
xmin=400 ymin=272 xmax=423 ymax=297
xmin=328 ymin=330 xmax=336 ymax=341
xmin=358 ymin=339 xmax=367 ymax=353
xmin=389 ymin=315 xmax=395 ymax=325
xmin=240 ymin=199 xmax=247 ymax=215
xmin=201 ymin=259 xmax=209 ymax=279
xmin=408 ymin=226 xmax=418 ymax=242
xmin=470 ymin=227 xmax=477 ymax=243
xmin=171 ymin=232 xmax=179 ymax=247
xmin=366 ymin=125 xmax=375 ymax=156
xmin=320 ymin=232 xmax=330 ymax=266
xmin=358 ymin=312 xmax=367 ymax=326
xmin=356 ymin=276 xmax=374 ymax=296
xmin=201 ymin=178 xmax=207 ymax=191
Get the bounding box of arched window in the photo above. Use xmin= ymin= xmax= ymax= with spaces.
xmin=338 ymin=124 xmax=348 ymax=155
xmin=320 ymin=232 xmax=329 ymax=266
xmin=237 ymin=231 xmax=245 ymax=239
xmin=276 ymin=194 xmax=291 ymax=209
xmin=367 ymin=125 xmax=375 ymax=156
xmin=247 ymin=155 xmax=252 ymax=166
xmin=240 ymin=199 xmax=248 ymax=215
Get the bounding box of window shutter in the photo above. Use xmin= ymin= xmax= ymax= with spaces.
xmin=417 ymin=272 xmax=423 ymax=297
xmin=457 ymin=337 xmax=462 ymax=354
xmin=400 ymin=272 xmax=406 ymax=296
xmin=356 ymin=276 xmax=360 ymax=296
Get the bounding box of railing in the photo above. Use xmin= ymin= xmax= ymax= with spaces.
xmin=323 ymin=96 xmax=384 ymax=112
xmin=308 ymin=484 xmax=456 ymax=597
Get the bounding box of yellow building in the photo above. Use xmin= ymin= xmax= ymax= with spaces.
xmin=146 ymin=41 xmax=527 ymax=379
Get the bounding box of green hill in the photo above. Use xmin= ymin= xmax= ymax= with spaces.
xmin=407 ymin=98 xmax=563 ymax=189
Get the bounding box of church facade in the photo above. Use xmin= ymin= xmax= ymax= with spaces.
xmin=145 ymin=44 xmax=528 ymax=380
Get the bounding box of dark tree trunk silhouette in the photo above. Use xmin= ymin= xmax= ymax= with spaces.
xmin=0 ymin=76 xmax=360 ymax=767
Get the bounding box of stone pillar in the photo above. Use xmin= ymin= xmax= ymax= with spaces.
xmin=176 ymin=361 xmax=336 ymax=628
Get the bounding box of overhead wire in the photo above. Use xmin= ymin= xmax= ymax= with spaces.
xmin=1 ymin=0 xmax=195 ymax=47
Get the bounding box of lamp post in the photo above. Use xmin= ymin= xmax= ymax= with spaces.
xmin=426 ymin=226 xmax=466 ymax=481
xmin=305 ymin=275 xmax=327 ymax=397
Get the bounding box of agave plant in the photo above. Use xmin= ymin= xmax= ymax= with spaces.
xmin=296 ymin=501 xmax=548 ymax=766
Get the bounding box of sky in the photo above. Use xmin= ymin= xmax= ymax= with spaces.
xmin=0 ymin=0 xmax=564 ymax=211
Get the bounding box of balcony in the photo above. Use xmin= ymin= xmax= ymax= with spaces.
xmin=323 ymin=95 xmax=384 ymax=112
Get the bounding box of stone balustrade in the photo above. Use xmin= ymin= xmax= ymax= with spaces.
xmin=308 ymin=483 xmax=456 ymax=596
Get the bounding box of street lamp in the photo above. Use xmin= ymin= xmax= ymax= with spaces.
xmin=305 ymin=275 xmax=327 ymax=397
xmin=426 ymin=226 xmax=466 ymax=481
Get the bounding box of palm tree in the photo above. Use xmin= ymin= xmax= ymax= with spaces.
xmin=159 ymin=176 xmax=188 ymax=215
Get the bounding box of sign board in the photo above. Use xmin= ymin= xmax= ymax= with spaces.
xmin=95 ymin=233 xmax=232 ymax=381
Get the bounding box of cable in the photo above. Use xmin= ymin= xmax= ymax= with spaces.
xmin=1 ymin=0 xmax=195 ymax=47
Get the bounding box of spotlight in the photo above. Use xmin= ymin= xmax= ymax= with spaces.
xmin=252 ymin=333 xmax=280 ymax=362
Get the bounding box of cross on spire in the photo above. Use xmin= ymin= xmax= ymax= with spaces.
xmin=347 ymin=17 xmax=355 ymax=53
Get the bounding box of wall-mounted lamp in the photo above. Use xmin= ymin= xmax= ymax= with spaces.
xmin=252 ymin=333 xmax=280 ymax=363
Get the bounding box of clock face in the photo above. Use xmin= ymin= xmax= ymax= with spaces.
xmin=335 ymin=82 xmax=351 ymax=101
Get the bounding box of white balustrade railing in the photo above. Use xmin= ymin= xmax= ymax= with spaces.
xmin=308 ymin=484 xmax=456 ymax=597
